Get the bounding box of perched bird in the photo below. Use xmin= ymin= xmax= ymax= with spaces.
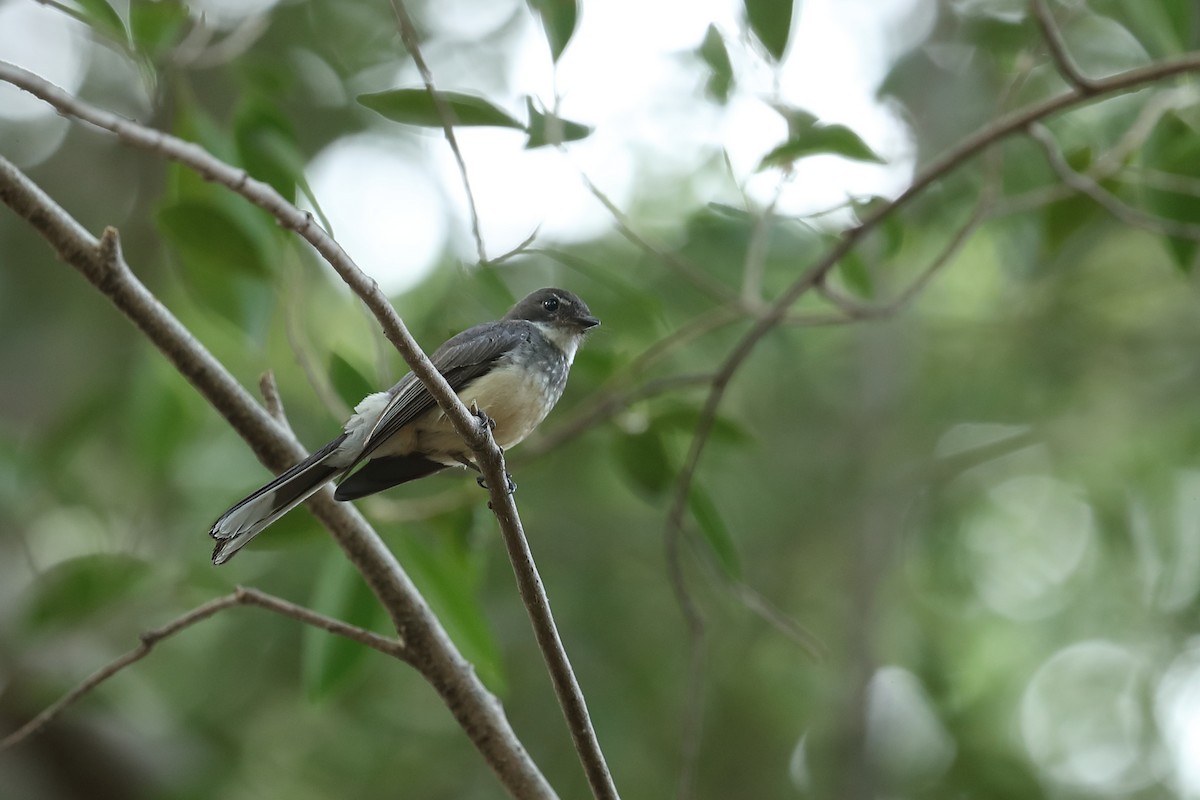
xmin=209 ymin=288 xmax=599 ymax=564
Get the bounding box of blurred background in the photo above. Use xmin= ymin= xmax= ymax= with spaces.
xmin=3 ymin=0 xmax=1200 ymax=797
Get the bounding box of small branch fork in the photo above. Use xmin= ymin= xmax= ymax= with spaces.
xmin=1 ymin=587 xmax=405 ymax=752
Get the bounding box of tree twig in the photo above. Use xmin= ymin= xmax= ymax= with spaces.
xmin=387 ymin=0 xmax=489 ymax=264
xmin=580 ymin=172 xmax=740 ymax=305
xmin=1031 ymin=0 xmax=1100 ymax=94
xmin=0 ymin=587 xmax=404 ymax=751
xmin=259 ymin=370 xmax=288 ymax=424
xmin=1027 ymin=121 xmax=1200 ymax=240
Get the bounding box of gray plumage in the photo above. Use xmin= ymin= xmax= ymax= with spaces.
xmin=209 ymin=288 xmax=599 ymax=564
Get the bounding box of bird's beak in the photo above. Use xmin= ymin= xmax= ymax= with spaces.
xmin=578 ymin=314 xmax=601 ymax=330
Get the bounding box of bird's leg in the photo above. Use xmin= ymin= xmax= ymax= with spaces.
xmin=451 ymin=452 xmax=517 ymax=494
xmin=465 ymin=401 xmax=515 ymax=493
xmin=476 ymin=473 xmax=517 ymax=494
xmin=470 ymin=400 xmax=496 ymax=431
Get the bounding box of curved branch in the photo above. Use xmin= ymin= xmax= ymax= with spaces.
xmin=1031 ymin=0 xmax=1100 ymax=94
xmin=0 ymin=587 xmax=404 ymax=751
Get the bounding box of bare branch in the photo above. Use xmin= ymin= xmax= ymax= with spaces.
xmin=478 ymin=460 xmax=623 ymax=800
xmin=387 ymin=0 xmax=488 ymax=264
xmin=1031 ymin=0 xmax=1100 ymax=94
xmin=259 ymin=370 xmax=288 ymax=424
xmin=1 ymin=594 xmax=241 ymax=751
xmin=1027 ymin=122 xmax=1200 ymax=240
xmin=0 ymin=587 xmax=404 ymax=752
xmin=740 ymin=175 xmax=789 ymax=309
xmin=0 ymin=155 xmax=558 ymax=800
xmin=580 ymin=172 xmax=741 ymax=305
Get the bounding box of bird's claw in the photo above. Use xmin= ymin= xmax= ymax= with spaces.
xmin=469 ymin=401 xmax=496 ymax=432
xmin=477 ymin=473 xmax=517 ymax=494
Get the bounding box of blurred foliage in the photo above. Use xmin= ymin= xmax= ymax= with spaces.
xmin=4 ymin=1 xmax=1200 ymax=799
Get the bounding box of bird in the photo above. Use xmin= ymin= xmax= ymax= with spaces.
xmin=209 ymin=287 xmax=599 ymax=564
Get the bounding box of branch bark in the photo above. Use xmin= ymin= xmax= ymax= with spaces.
xmin=1 ymin=587 xmax=405 ymax=751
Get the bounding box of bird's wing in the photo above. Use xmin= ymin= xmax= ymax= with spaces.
xmin=358 ymin=320 xmax=531 ymax=458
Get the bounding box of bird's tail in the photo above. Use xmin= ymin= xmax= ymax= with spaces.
xmin=209 ymin=434 xmax=349 ymax=565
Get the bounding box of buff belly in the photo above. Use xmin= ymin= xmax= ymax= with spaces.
xmin=369 ymin=362 xmax=563 ymax=465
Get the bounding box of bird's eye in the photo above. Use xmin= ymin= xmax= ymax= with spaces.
xmin=542 ymin=297 xmax=560 ymax=312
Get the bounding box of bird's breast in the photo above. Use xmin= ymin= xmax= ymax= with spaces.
xmin=455 ymin=359 xmax=566 ymax=449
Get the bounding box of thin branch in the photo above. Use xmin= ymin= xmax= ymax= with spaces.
xmin=1031 ymin=0 xmax=1100 ymax=94
xmin=580 ymin=172 xmax=740 ymax=305
xmin=258 ymin=370 xmax=288 ymax=424
xmin=479 ymin=457 xmax=623 ymax=800
xmin=741 ymin=174 xmax=789 ymax=309
xmin=1 ymin=594 xmax=240 ymax=751
xmin=0 ymin=587 xmax=404 ymax=751
xmin=387 ymin=0 xmax=488 ymax=264
xmin=816 ymin=193 xmax=992 ymax=322
xmin=1027 ymin=122 xmax=1200 ymax=240
xmin=0 ymin=155 xmax=558 ymax=800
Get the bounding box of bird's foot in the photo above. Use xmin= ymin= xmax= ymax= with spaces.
xmin=469 ymin=400 xmax=496 ymax=432
xmin=477 ymin=473 xmax=517 ymax=494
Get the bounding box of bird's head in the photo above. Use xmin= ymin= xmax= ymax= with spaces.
xmin=506 ymin=288 xmax=600 ymax=333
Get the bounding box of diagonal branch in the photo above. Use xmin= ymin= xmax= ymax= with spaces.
xmin=1 ymin=587 xmax=404 ymax=751
xmin=387 ymin=0 xmax=489 ymax=264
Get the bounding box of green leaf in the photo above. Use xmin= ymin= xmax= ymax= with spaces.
xmin=528 ymin=0 xmax=578 ymax=61
xmin=1140 ymin=111 xmax=1200 ymax=270
xmin=698 ymin=24 xmax=735 ymax=104
xmin=71 ymin=0 xmax=129 ymax=45
xmin=744 ymin=0 xmax=795 ymax=61
xmin=235 ymin=98 xmax=303 ymax=202
xmin=653 ymin=405 xmax=754 ymax=446
xmin=158 ymin=198 xmax=276 ymax=329
xmin=329 ymin=353 xmax=375 ymax=409
xmin=392 ymin=527 xmax=505 ymax=691
xmin=689 ymin=485 xmax=741 ymax=579
xmin=524 ymin=98 xmax=593 ymax=148
xmin=158 ymin=199 xmax=271 ymax=278
xmin=614 ymin=430 xmax=673 ymax=495
xmin=357 ymin=89 xmax=525 ymax=129
xmin=838 ymin=254 xmax=874 ymax=298
xmin=25 ymin=555 xmax=153 ymax=630
xmin=303 ymin=556 xmax=385 ymax=700
xmin=759 ymin=118 xmax=885 ymax=170
xmin=130 ymin=0 xmax=188 ymax=57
